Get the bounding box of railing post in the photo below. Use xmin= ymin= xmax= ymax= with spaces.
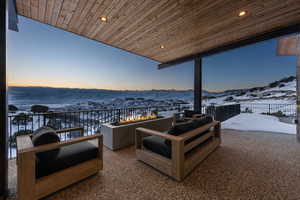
xmin=176 ymin=104 xmax=181 ymax=113
xmin=43 ymin=113 xmax=47 ymax=126
xmin=117 ymin=109 xmax=121 ymax=122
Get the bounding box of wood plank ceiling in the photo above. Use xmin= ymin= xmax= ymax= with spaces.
xmin=15 ymin=0 xmax=300 ymax=63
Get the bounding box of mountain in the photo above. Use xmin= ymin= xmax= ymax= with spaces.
xmin=8 ymin=75 xmax=296 ymax=110
xmin=203 ymin=76 xmax=296 ymax=105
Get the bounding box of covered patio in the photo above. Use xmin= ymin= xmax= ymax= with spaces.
xmin=1 ymin=0 xmax=300 ymax=199
xmin=7 ymin=129 xmax=300 ymax=200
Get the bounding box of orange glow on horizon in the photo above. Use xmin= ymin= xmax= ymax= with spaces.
xmin=7 ymin=82 xmax=192 ymax=91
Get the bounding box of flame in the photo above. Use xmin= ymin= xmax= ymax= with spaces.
xmin=119 ymin=113 xmax=157 ymax=124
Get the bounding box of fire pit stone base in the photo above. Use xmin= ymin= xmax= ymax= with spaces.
xmin=102 ymin=117 xmax=173 ymax=151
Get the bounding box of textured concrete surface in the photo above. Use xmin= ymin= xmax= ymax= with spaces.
xmin=8 ymin=129 xmax=300 ymax=200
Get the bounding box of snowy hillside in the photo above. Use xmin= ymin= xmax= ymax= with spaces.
xmin=203 ymin=76 xmax=296 ymax=106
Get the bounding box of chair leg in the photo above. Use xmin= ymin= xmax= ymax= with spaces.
xmin=171 ymin=140 xmax=184 ymax=181
xmin=17 ymin=152 xmax=36 ymax=200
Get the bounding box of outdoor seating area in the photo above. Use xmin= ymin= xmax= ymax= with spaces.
xmin=7 ymin=129 xmax=300 ymax=200
xmin=1 ymin=0 xmax=300 ymax=199
xmin=14 ymin=112 xmax=220 ymax=199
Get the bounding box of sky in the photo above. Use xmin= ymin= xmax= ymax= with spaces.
xmin=7 ymin=16 xmax=297 ymax=92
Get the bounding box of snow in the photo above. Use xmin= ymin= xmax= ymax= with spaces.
xmin=203 ymin=79 xmax=296 ymax=106
xmin=265 ymin=80 xmax=296 ymax=92
xmin=222 ymin=113 xmax=296 ymax=134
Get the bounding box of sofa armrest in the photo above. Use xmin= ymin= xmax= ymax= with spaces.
xmin=136 ymin=127 xmax=180 ymax=141
xmin=56 ymin=127 xmax=84 ymax=136
xmin=17 ymin=135 xmax=34 ymax=154
xmin=19 ymin=134 xmax=102 ymax=154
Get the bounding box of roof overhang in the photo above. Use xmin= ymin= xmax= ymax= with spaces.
xmin=15 ymin=0 xmax=300 ymax=66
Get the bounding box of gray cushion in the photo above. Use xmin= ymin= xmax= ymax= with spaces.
xmin=143 ymin=136 xmax=171 ymax=159
xmin=143 ymin=115 xmax=214 ymax=159
xmin=32 ymin=126 xmax=60 ymax=161
xmin=36 ymin=141 xmax=98 ymax=178
xmin=165 ymin=115 xmax=213 ymax=146
xmin=184 ymin=110 xmax=201 ymax=118
xmin=143 ymin=131 xmax=212 ymax=159
xmin=192 ymin=116 xmax=213 ymax=128
xmin=168 ymin=120 xmax=195 ymax=136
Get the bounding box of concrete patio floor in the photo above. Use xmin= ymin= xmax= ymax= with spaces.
xmin=7 ymin=129 xmax=300 ymax=200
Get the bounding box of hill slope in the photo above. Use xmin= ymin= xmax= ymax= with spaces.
xmin=203 ymin=76 xmax=296 ymax=105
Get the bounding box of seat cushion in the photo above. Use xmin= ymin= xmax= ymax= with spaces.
xmin=32 ymin=126 xmax=60 ymax=161
xmin=36 ymin=141 xmax=98 ymax=178
xmin=143 ymin=136 xmax=171 ymax=159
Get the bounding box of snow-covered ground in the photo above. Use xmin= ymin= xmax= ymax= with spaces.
xmin=203 ymin=77 xmax=296 ymax=106
xmin=222 ymin=113 xmax=296 ymax=134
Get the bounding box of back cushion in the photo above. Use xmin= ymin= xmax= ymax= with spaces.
xmin=192 ymin=115 xmax=213 ymax=128
xmin=168 ymin=120 xmax=195 ymax=136
xmin=184 ymin=110 xmax=200 ymax=118
xmin=165 ymin=115 xmax=213 ymax=146
xmin=32 ymin=126 xmax=60 ymax=161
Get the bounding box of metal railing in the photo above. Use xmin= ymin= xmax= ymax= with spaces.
xmin=8 ymin=104 xmax=190 ymax=158
xmin=10 ymin=103 xmax=290 ymax=158
xmin=240 ymin=103 xmax=296 ymax=116
xmin=208 ymin=104 xmax=241 ymax=122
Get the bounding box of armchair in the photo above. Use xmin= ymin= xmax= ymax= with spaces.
xmin=16 ymin=127 xmax=103 ymax=200
xmin=136 ymin=121 xmax=220 ymax=181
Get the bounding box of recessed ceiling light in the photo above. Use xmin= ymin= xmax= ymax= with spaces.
xmin=160 ymin=45 xmax=165 ymax=49
xmin=238 ymin=10 xmax=247 ymax=17
xmin=100 ymin=16 xmax=107 ymax=22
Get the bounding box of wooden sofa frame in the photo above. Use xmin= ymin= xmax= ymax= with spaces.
xmin=16 ymin=127 xmax=103 ymax=200
xmin=136 ymin=121 xmax=221 ymax=181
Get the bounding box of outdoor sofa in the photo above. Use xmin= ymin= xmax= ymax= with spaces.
xmin=16 ymin=126 xmax=103 ymax=200
xmin=136 ymin=115 xmax=221 ymax=181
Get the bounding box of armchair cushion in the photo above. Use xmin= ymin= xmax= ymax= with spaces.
xmin=184 ymin=110 xmax=201 ymax=118
xmin=32 ymin=126 xmax=60 ymax=161
xmin=168 ymin=120 xmax=195 ymax=136
xmin=143 ymin=136 xmax=171 ymax=159
xmin=36 ymin=141 xmax=98 ymax=178
xmin=192 ymin=115 xmax=213 ymax=127
xmin=143 ymin=131 xmax=211 ymax=159
xmin=165 ymin=115 xmax=213 ymax=146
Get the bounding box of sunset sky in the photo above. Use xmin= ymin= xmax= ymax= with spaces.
xmin=7 ymin=16 xmax=297 ymax=91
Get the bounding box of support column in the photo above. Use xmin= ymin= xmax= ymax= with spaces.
xmin=0 ymin=0 xmax=7 ymax=198
xmin=296 ymin=35 xmax=300 ymax=142
xmin=194 ymin=57 xmax=202 ymax=113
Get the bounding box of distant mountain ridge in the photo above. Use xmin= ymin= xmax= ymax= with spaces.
xmin=203 ymin=76 xmax=296 ymax=105
xmin=204 ymin=76 xmax=296 ymax=96
xmin=8 ymin=75 xmax=296 ymax=106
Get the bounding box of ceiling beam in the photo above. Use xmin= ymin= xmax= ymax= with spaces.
xmin=158 ymin=23 xmax=300 ymax=69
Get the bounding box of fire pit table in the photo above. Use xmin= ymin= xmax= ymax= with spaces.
xmin=101 ymin=116 xmax=173 ymax=151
